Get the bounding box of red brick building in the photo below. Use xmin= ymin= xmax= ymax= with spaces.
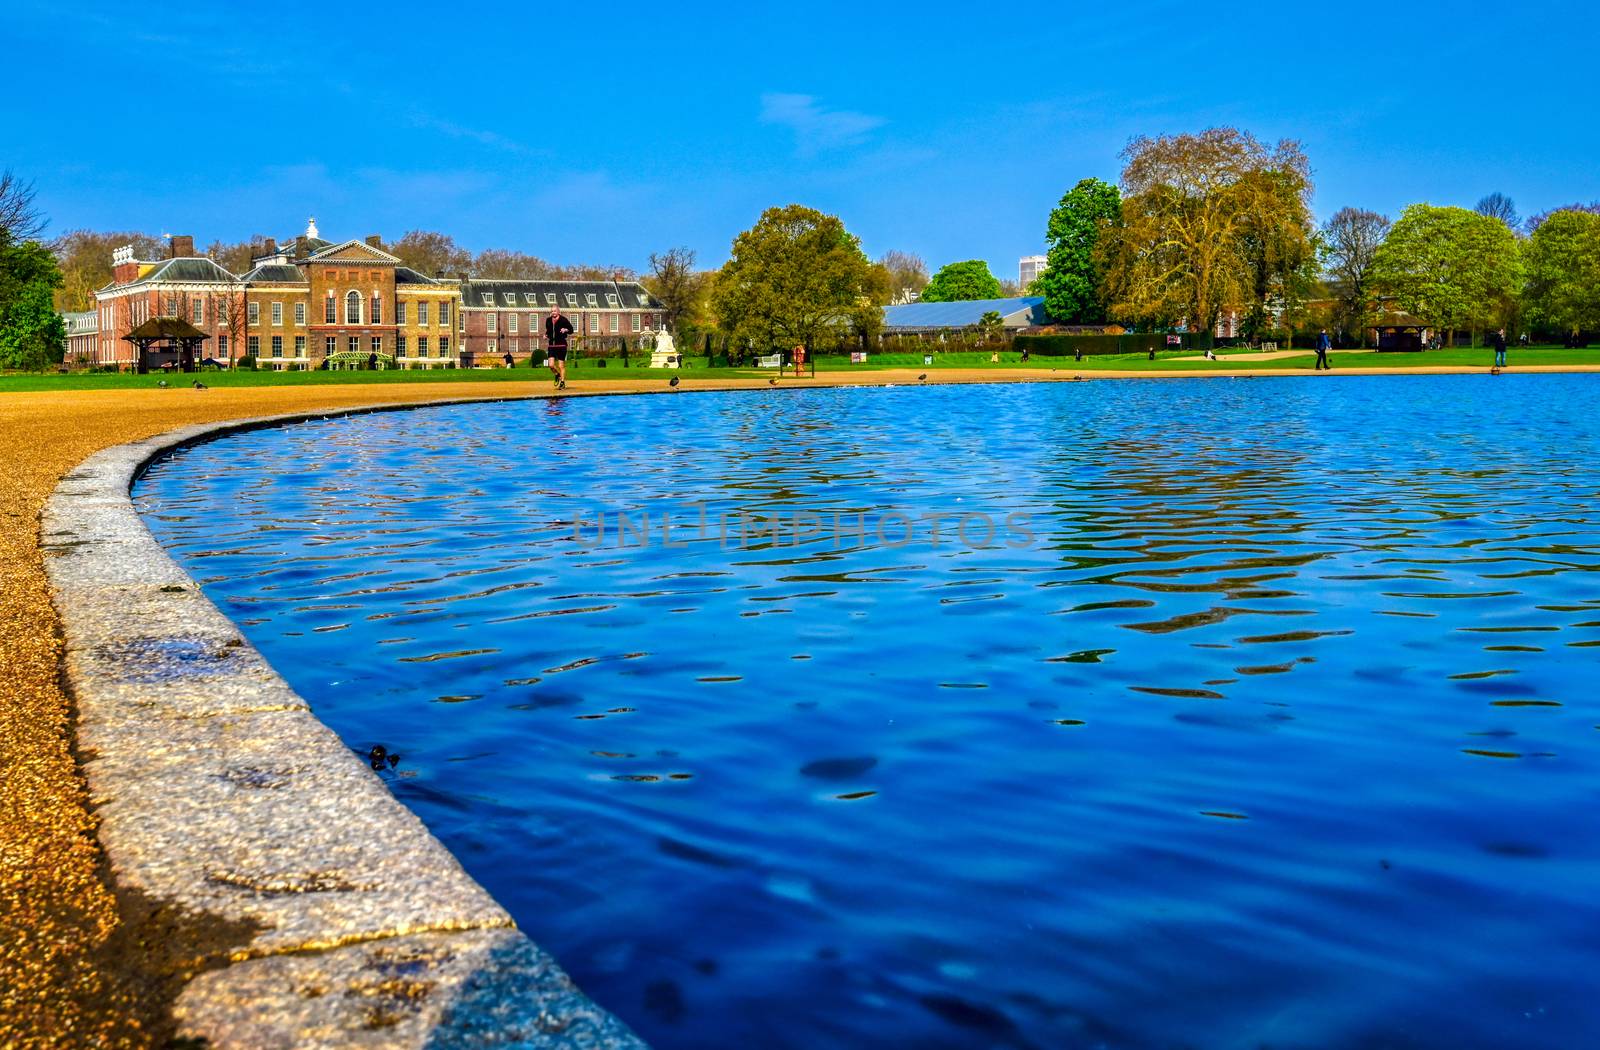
xmin=92 ymin=237 xmax=244 ymax=368
xmin=458 ymin=278 xmax=663 ymax=365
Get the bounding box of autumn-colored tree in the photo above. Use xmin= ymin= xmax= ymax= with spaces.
xmin=1320 ymin=207 xmax=1391 ymax=345
xmin=712 ymin=204 xmax=876 ymax=352
xmin=390 ymin=230 xmax=472 ymax=277
xmin=205 ymin=237 xmax=267 ymax=274
xmin=1523 ymin=209 xmax=1600 ymax=338
xmin=50 ymin=229 xmax=163 ymax=311
xmin=1099 ymin=128 xmax=1312 ymax=336
xmin=473 ymin=248 xmax=555 ymax=279
xmin=1370 ymin=203 xmax=1522 ymax=341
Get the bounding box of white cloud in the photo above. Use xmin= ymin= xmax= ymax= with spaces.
xmin=759 ymin=93 xmax=886 ymax=156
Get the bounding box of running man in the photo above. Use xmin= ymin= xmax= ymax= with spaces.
xmin=1491 ymin=327 xmax=1508 ymax=368
xmin=1314 ymin=328 xmax=1332 ymax=370
xmin=545 ymin=305 xmax=575 ymax=389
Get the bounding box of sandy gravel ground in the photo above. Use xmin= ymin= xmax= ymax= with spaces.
xmin=3 ymin=364 xmax=1597 ymax=1046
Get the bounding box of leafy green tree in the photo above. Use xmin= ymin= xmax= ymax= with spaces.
xmin=1523 ymin=209 xmax=1600 ymax=338
xmin=919 ymin=259 xmax=1002 ymax=302
xmin=978 ymin=310 xmax=1004 ymax=343
xmin=1037 ymin=177 xmax=1120 ymax=323
xmin=711 ymin=204 xmax=876 ymax=351
xmin=1370 ymin=203 xmax=1522 ymax=341
xmin=0 ymin=238 xmax=67 ymax=370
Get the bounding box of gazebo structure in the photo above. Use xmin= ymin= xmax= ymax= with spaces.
xmin=122 ymin=316 xmax=210 ymax=373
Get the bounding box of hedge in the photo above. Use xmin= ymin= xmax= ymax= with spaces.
xmin=1014 ymin=333 xmax=1202 ymax=356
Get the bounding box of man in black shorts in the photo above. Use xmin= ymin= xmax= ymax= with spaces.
xmin=545 ymin=304 xmax=574 ymax=389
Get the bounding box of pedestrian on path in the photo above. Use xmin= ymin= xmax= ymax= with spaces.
xmin=1314 ymin=329 xmax=1332 ymax=371
xmin=1492 ymin=328 xmax=1508 ymax=368
xmin=545 ymin=305 xmax=575 ymax=389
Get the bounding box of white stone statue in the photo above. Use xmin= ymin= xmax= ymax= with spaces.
xmin=649 ymin=329 xmax=679 ymax=369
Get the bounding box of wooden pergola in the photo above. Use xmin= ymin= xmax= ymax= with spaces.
xmin=123 ymin=316 xmax=209 ymax=373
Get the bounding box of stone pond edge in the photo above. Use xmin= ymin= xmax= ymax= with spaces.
xmin=41 ymin=396 xmax=649 ymax=1050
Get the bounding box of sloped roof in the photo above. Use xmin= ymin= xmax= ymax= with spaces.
xmin=882 ymin=296 xmax=1049 ymax=329
xmin=240 ymin=263 xmax=308 ymax=284
xmin=307 ymin=239 xmax=402 ymax=264
xmin=124 ymin=257 xmax=241 ymax=286
xmin=123 ymin=316 xmax=209 ymax=340
xmin=458 ymin=278 xmax=659 ymax=310
xmin=395 ymin=266 xmax=443 ymax=285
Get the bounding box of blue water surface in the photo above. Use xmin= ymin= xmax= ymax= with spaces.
xmin=135 ymin=376 xmax=1600 ymax=1049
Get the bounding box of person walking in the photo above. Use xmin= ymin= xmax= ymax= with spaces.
xmin=502 ymin=349 xmax=514 ymax=369
xmin=545 ymin=305 xmax=574 ymax=389
xmin=1314 ymin=328 xmax=1332 ymax=370
xmin=1492 ymin=327 xmax=1508 ymax=369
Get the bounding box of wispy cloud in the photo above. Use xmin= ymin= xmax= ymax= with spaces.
xmin=409 ymin=114 xmax=536 ymax=156
xmin=759 ymin=93 xmax=886 ymax=156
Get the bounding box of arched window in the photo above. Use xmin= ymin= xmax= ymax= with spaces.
xmin=345 ymin=290 xmax=362 ymax=325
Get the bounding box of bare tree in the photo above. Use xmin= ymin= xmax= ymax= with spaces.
xmin=1524 ymin=201 xmax=1600 ymax=235
xmin=0 ymin=169 xmax=47 ymax=243
xmin=206 ymin=237 xmax=268 ymax=274
xmin=473 ymin=248 xmax=555 ymax=279
xmin=1475 ymin=192 xmax=1520 ymax=231
xmin=878 ymin=250 xmax=929 ymax=303
xmin=390 ymin=230 xmax=473 ymax=276
xmin=644 ymin=247 xmax=706 ymax=337
xmin=1321 ymin=207 xmax=1391 ymax=346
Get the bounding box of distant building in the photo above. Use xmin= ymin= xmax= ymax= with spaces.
xmin=61 ymin=310 xmax=98 ymax=364
xmin=93 ymin=239 xmax=243 ymax=369
xmin=458 ymin=278 xmax=664 ymax=366
xmin=882 ymin=296 xmax=1051 ymax=333
xmin=1019 ymin=255 xmax=1048 ymax=288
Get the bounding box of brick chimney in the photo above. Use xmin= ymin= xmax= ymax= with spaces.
xmin=263 ymin=237 xmax=277 ymax=256
xmin=111 ymin=245 xmax=139 ymax=284
xmin=169 ymin=234 xmax=195 ymax=258
xmin=435 ymin=269 xmax=446 ymax=279
xmin=366 ymin=234 xmax=383 ymax=249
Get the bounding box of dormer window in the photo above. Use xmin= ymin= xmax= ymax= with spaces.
xmin=481 ymin=293 xmax=493 ymax=306
xmin=502 ymin=293 xmax=515 ymax=305
xmin=565 ymin=293 xmax=577 ymax=307
xmin=545 ymin=293 xmax=556 ymax=305
xmin=585 ymin=293 xmax=598 ymax=307
xmin=606 ymin=293 xmax=619 ymax=306
xmin=524 ymin=293 xmax=537 ymax=305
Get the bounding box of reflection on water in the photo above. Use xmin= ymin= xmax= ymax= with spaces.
xmin=137 ymin=376 xmax=1600 ymax=1050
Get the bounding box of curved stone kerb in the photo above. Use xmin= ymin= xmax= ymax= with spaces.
xmin=42 ymin=399 xmax=646 ymax=1049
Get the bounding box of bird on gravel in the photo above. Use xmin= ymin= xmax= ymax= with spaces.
xmin=768 ymin=377 xmax=777 ymax=386
xmin=669 ymin=376 xmax=680 ymax=389
xmin=918 ymin=373 xmax=927 ymax=382
xmin=192 ymin=380 xmax=208 ymax=389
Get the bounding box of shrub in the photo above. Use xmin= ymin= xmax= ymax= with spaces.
xmin=1015 ymin=333 xmax=1179 ymax=356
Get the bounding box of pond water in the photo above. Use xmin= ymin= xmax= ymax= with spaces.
xmin=135 ymin=376 xmax=1600 ymax=1049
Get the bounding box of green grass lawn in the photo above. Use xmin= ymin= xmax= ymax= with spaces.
xmin=4 ymin=346 xmax=1597 ymax=393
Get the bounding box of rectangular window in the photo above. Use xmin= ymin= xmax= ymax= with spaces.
xmin=418 ymin=302 xmax=430 ymax=326
xmin=396 ymin=300 xmax=407 ymax=324
xmin=295 ymin=336 xmax=306 ymax=356
xmin=347 ymin=336 xmax=359 ymax=354
xmin=294 ymin=302 xmax=306 ymax=326
xmin=248 ymin=335 xmax=260 ymax=356
xmin=219 ymin=334 xmax=229 ymax=355
xmin=503 ymin=293 xmax=516 ymax=306
xmin=371 ymin=296 xmax=382 ymax=324
xmin=371 ymin=336 xmax=382 ymax=353
xmin=418 ymin=337 xmax=429 ymax=357
xmin=510 ymin=339 xmax=517 ymax=352
xmin=487 ymin=341 xmax=496 ymax=353
xmin=632 ymin=313 xmax=641 ymax=333
xmin=487 ymin=314 xmax=497 ymax=333
xmin=566 ymin=293 xmax=577 ymax=307
xmin=585 ymin=293 xmax=598 ymax=307
xmin=439 ymin=336 xmax=449 ymax=355
xmin=608 ymin=313 xmax=619 ymax=333
xmin=248 ymin=301 xmax=260 ymax=325
xmin=606 ymin=293 xmax=619 ymax=307
xmin=507 ymin=314 xmax=517 ymax=334
xmin=325 ymin=336 xmax=336 ymax=355
xmin=589 ymin=313 xmax=600 ymax=333
xmin=481 ymin=293 xmax=493 ymax=306
xmin=192 ymin=299 xmax=205 ymax=324
xmin=271 ymin=301 xmax=283 ymax=326
xmin=271 ymin=335 xmax=283 ymax=358
xmin=396 ymin=335 xmax=407 ymax=355
xmin=524 ymin=293 xmax=537 ymax=305
xmin=545 ymin=293 xmax=556 ymax=305
xmin=325 ymin=296 xmax=336 ymax=323
xmin=440 ymin=301 xmax=450 ymax=326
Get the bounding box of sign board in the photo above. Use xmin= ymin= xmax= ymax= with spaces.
xmin=757 ymin=354 xmax=782 ymax=368
xmin=850 ymin=351 xmax=868 ymax=364
xmin=923 ymin=354 xmax=934 ymax=366
xmin=1165 ymin=334 xmax=1181 ymax=346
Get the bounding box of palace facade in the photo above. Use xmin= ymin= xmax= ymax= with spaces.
xmin=458 ymin=278 xmax=663 ymax=365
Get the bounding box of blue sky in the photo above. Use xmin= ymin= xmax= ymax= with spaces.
xmin=11 ymin=0 xmax=1599 ymax=279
